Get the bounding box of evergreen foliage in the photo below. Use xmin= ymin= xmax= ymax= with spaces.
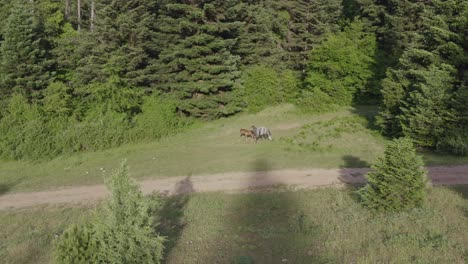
xmin=94 ymin=162 xmax=165 ymax=263
xmin=54 ymin=162 xmax=165 ymax=264
xmin=54 ymin=223 xmax=99 ymax=264
xmin=0 ymin=0 xmax=50 ymax=98
xmin=358 ymin=137 xmax=428 ymax=212
xmin=0 ymin=0 xmax=467 ymax=159
xmin=154 ymin=2 xmax=243 ymax=119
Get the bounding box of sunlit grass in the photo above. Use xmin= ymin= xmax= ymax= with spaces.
xmin=0 ymin=104 xmax=467 ymax=193
xmin=1 ymin=186 xmax=467 ymax=264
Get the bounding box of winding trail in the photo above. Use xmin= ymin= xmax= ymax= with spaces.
xmin=1 ymin=165 xmax=467 ymax=210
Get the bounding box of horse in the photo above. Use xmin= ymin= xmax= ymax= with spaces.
xmin=251 ymin=125 xmax=272 ymax=142
xmin=240 ymin=128 xmax=257 ymax=141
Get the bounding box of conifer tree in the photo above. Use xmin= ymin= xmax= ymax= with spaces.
xmin=280 ymin=0 xmax=342 ymax=70
xmin=94 ymin=161 xmax=165 ymax=263
xmin=155 ymin=2 xmax=243 ymax=119
xmin=232 ymin=1 xmax=287 ymax=67
xmin=0 ymin=0 xmax=50 ymax=97
xmin=75 ymin=0 xmax=160 ymax=87
xmin=358 ymin=137 xmax=428 ymax=212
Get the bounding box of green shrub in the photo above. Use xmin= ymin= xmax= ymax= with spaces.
xmin=304 ymin=20 xmax=376 ymax=106
xmin=57 ymin=109 xmax=131 ymax=154
xmin=43 ymin=81 xmax=74 ymax=117
xmin=0 ymin=94 xmax=56 ymax=160
xmin=436 ymin=125 xmax=468 ymax=156
xmin=358 ymin=137 xmax=428 ymax=212
xmin=93 ymin=161 xmax=165 ymax=263
xmin=54 ymin=162 xmax=165 ymax=264
xmin=75 ymin=76 xmax=143 ymax=116
xmin=130 ymin=94 xmax=191 ymax=141
xmin=242 ymin=65 xmax=283 ymax=112
xmin=279 ymin=69 xmax=301 ymax=102
xmin=54 ymin=223 xmax=99 ymax=264
xmin=295 ymin=89 xmax=338 ymax=113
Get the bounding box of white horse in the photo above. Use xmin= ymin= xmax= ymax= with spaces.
xmin=251 ymin=125 xmax=272 ymax=142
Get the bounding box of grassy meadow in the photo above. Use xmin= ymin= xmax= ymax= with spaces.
xmin=1 ymin=104 xmax=468 ymax=194
xmin=1 ymin=186 xmax=467 ymax=264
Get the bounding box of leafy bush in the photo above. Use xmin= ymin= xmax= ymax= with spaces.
xmin=130 ymin=94 xmax=191 ymax=141
xmin=436 ymin=125 xmax=468 ymax=156
xmin=55 ymin=223 xmax=99 ymax=264
xmin=304 ymin=20 xmax=376 ymax=106
xmin=56 ymin=109 xmax=131 ymax=154
xmin=295 ymin=89 xmax=338 ymax=113
xmin=358 ymin=137 xmax=428 ymax=212
xmin=0 ymin=94 xmax=56 ymax=160
xmin=242 ymin=65 xmax=293 ymax=112
xmin=0 ymin=80 xmax=191 ymax=160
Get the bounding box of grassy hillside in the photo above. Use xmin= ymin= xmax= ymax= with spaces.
xmin=1 ymin=186 xmax=467 ymax=264
xmin=1 ymin=104 xmax=467 ymax=194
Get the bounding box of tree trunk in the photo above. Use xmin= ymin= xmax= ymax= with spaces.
xmin=90 ymin=0 xmax=95 ymax=31
xmin=65 ymin=0 xmax=71 ymax=19
xmin=77 ymin=0 xmax=81 ymax=31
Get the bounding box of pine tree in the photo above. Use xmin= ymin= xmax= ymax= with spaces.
xmin=0 ymin=1 xmax=50 ymax=97
xmin=358 ymin=137 xmax=428 ymax=212
xmin=399 ymin=64 xmax=457 ymax=147
xmin=375 ymin=0 xmax=468 ymax=153
xmin=74 ymin=0 xmax=160 ymax=87
xmin=94 ymin=161 xmax=165 ymax=264
xmin=232 ymin=1 xmax=287 ymax=67
xmin=154 ymin=2 xmax=243 ymax=119
xmin=280 ymin=0 xmax=342 ymax=70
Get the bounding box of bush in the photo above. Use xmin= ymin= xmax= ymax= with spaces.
xmin=304 ymin=20 xmax=376 ymax=106
xmin=130 ymin=94 xmax=190 ymax=141
xmin=436 ymin=125 xmax=468 ymax=156
xmin=54 ymin=162 xmax=165 ymax=264
xmin=0 ymin=94 xmax=56 ymax=160
xmin=295 ymin=89 xmax=338 ymax=113
xmin=55 ymin=224 xmax=99 ymax=264
xmin=358 ymin=137 xmax=428 ymax=212
xmin=93 ymin=161 xmax=165 ymax=263
xmin=242 ymin=65 xmax=284 ymax=112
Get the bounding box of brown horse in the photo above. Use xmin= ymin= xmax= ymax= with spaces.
xmin=240 ymin=128 xmax=256 ymax=142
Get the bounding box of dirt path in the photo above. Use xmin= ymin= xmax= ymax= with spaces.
xmin=1 ymin=165 xmax=467 ymax=210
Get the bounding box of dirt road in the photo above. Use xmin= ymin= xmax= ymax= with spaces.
xmin=1 ymin=165 xmax=467 ymax=210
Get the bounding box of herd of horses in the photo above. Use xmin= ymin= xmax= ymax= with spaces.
xmin=240 ymin=125 xmax=272 ymax=143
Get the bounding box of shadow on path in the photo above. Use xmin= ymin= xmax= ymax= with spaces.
xmin=338 ymin=155 xmax=369 ymax=189
xmin=199 ymin=158 xmax=329 ymax=263
xmin=158 ymin=176 xmax=194 ymax=262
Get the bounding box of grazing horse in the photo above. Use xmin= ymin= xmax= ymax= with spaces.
xmin=251 ymin=125 xmax=272 ymax=142
xmin=240 ymin=128 xmax=257 ymax=141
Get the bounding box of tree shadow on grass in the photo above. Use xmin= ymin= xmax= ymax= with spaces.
xmin=158 ymin=176 xmax=194 ymax=262
xmin=446 ymin=185 xmax=468 ymax=217
xmin=200 ymin=159 xmax=330 ymax=263
xmin=447 ymin=185 xmax=468 ymax=200
xmin=0 ymin=177 xmax=23 ymax=196
xmin=338 ymin=155 xmax=369 ymax=189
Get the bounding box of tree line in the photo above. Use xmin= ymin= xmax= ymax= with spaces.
xmin=0 ymin=0 xmax=466 ymax=160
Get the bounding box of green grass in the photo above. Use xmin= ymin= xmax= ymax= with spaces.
xmin=1 ymin=104 xmax=467 ymax=193
xmin=1 ymin=186 xmax=467 ymax=264
xmin=0 ymin=205 xmax=94 ymax=264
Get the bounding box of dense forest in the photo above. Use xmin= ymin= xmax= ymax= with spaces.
xmin=0 ymin=0 xmax=466 ymax=160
